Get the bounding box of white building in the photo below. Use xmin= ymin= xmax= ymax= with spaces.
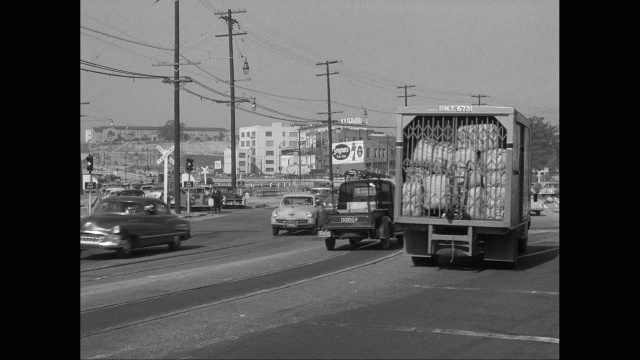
xmin=223 ymin=146 xmax=251 ymax=175
xmin=238 ymin=122 xmax=301 ymax=175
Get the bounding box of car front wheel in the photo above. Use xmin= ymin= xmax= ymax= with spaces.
xmin=272 ymin=227 xmax=279 ymax=236
xmin=168 ymin=235 xmax=181 ymax=251
xmin=116 ymin=237 xmax=133 ymax=258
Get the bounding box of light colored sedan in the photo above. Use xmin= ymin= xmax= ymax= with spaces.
xmin=271 ymin=193 xmax=326 ymax=236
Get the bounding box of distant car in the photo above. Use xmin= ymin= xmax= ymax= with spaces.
xmin=115 ymin=189 xmax=146 ymax=197
xmin=81 ymin=196 xmax=191 ymax=258
xmin=212 ymin=186 xmax=246 ymax=208
xmin=540 ymin=182 xmax=560 ymax=199
xmin=101 ymin=187 xmax=126 ymax=199
xmin=271 ymin=193 xmax=326 ymax=236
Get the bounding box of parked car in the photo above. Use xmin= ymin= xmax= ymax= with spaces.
xmin=81 ymin=196 xmax=191 ymax=258
xmin=540 ymin=182 xmax=560 ymax=199
xmin=212 ymin=186 xmax=246 ymax=208
xmin=271 ymin=193 xmax=326 ymax=236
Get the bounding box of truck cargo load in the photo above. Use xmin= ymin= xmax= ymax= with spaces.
xmin=394 ymin=105 xmax=531 ymax=268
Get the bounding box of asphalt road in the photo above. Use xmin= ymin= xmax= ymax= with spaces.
xmin=80 ymin=206 xmax=559 ymax=359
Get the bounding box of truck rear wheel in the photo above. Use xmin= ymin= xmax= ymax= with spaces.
xmin=325 ymin=237 xmax=336 ymax=250
xmin=378 ymin=219 xmax=391 ymax=250
xmin=411 ymin=256 xmax=426 ymax=266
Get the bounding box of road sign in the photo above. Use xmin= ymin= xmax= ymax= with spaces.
xmin=85 ymin=182 xmax=96 ymax=189
xmin=237 ymin=181 xmax=245 ymax=187
xmin=183 ymin=181 xmax=194 ymax=188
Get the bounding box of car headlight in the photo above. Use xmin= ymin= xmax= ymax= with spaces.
xmin=272 ymin=210 xmax=278 ymax=218
xmin=306 ymin=211 xmax=313 ymax=218
xmin=112 ymin=225 xmax=121 ymax=234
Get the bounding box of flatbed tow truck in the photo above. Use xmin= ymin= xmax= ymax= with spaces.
xmin=319 ymin=177 xmax=402 ymax=250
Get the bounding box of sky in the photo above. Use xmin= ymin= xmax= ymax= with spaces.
xmin=80 ymin=0 xmax=559 ymax=142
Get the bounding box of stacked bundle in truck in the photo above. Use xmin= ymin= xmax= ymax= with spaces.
xmin=457 ymin=124 xmax=502 ymax=152
xmin=485 ymin=185 xmax=506 ymax=219
xmin=479 ymin=148 xmax=506 ymax=172
xmin=466 ymin=186 xmax=485 ymax=219
xmin=406 ymin=166 xmax=428 ymax=183
xmin=431 ymin=141 xmax=453 ymax=174
xmin=401 ymin=181 xmax=424 ymax=217
xmin=485 ymin=169 xmax=506 ymax=187
xmin=422 ymin=174 xmax=448 ymax=210
xmin=411 ymin=139 xmax=438 ymax=167
xmin=452 ymin=148 xmax=481 ymax=187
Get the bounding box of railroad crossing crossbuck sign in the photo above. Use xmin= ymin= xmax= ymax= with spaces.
xmin=156 ymin=145 xmax=175 ymax=165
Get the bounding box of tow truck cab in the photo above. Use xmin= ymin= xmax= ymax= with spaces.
xmin=323 ymin=178 xmax=401 ymax=250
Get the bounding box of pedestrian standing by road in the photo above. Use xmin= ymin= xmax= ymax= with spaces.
xmin=533 ymin=182 xmax=542 ymax=202
xmin=213 ymin=190 xmax=222 ymax=213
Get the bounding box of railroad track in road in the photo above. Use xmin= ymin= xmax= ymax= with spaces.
xmin=81 ymin=245 xmax=403 ymax=339
xmin=80 ymin=228 xmax=312 ymax=275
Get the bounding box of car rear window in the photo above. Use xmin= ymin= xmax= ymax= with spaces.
xmin=94 ymin=200 xmax=145 ymax=214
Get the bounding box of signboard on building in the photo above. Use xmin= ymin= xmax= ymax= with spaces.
xmin=331 ymin=140 xmax=364 ymax=165
xmin=214 ymin=160 xmax=222 ymax=170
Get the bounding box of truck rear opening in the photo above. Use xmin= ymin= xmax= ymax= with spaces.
xmin=394 ymin=106 xmax=531 ymax=268
xmin=401 ymin=114 xmax=508 ymax=220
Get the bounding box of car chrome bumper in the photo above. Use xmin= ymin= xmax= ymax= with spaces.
xmin=80 ymin=233 xmax=124 ymax=250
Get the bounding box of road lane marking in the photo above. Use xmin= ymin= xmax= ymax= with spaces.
xmin=309 ymin=322 xmax=558 ymax=344
xmin=433 ymin=328 xmax=559 ymax=344
xmin=528 ymin=229 xmax=559 ymax=234
xmin=407 ymin=285 xmax=558 ymax=296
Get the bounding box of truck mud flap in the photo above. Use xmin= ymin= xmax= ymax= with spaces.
xmin=483 ymin=229 xmax=517 ymax=262
xmin=403 ymin=230 xmax=430 ymax=257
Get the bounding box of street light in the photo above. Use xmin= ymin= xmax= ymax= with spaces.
xmin=242 ymin=58 xmax=250 ymax=75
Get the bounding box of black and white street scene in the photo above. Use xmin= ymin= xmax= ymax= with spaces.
xmin=81 ymin=1 xmax=559 ymax=358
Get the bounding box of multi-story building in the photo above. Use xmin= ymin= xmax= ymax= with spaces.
xmin=238 ymin=122 xmax=301 ymax=175
xmin=224 ymin=146 xmax=251 ymax=175
xmin=298 ymin=117 xmax=396 ymax=176
xmin=86 ymin=124 xmax=229 ymax=143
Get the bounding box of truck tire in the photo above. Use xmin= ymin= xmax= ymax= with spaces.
xmin=411 ymin=256 xmax=426 ymax=266
xmin=396 ymin=234 xmax=404 ymax=246
xmin=349 ymin=239 xmax=358 ymax=245
xmin=272 ymin=227 xmax=279 ymax=236
xmin=518 ymin=224 xmax=529 ymax=255
xmin=325 ymin=237 xmax=336 ymax=250
xmin=378 ymin=219 xmax=391 ymax=250
xmin=425 ymin=254 xmax=439 ymax=266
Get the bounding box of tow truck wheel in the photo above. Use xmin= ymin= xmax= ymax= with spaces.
xmin=325 ymin=237 xmax=336 ymax=250
xmin=272 ymin=227 xmax=279 ymax=236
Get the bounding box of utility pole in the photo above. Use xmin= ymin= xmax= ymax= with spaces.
xmin=397 ymin=85 xmax=415 ymax=106
xmin=472 ymin=94 xmax=488 ymax=106
xmin=215 ymin=9 xmax=248 ymax=193
xmin=316 ymin=60 xmax=342 ymax=197
xmin=298 ymin=126 xmax=302 ymax=184
xmin=153 ymin=1 xmax=197 ymax=213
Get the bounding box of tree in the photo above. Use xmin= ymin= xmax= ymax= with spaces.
xmin=158 ymin=120 xmax=186 ymax=141
xmin=529 ymin=116 xmax=559 ymax=172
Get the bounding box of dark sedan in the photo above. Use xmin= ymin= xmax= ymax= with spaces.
xmin=81 ymin=196 xmax=191 ymax=258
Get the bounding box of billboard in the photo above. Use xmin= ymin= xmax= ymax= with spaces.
xmin=332 ymin=140 xmax=364 ymax=165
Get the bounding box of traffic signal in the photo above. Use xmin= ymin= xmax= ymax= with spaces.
xmin=186 ymin=157 xmax=194 ymax=172
xmin=86 ymin=154 xmax=94 ymax=172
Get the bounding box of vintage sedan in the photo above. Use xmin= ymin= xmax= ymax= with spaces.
xmin=212 ymin=186 xmax=246 ymax=208
xmin=271 ymin=193 xmax=326 ymax=236
xmin=80 ymin=196 xmax=191 ymax=258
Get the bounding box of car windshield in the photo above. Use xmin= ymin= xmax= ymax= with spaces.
xmin=93 ymin=200 xmax=146 ymax=215
xmin=282 ymin=197 xmax=314 ymax=206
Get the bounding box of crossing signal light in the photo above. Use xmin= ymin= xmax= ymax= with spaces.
xmin=186 ymin=157 xmax=194 ymax=172
xmin=86 ymin=154 xmax=94 ymax=172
